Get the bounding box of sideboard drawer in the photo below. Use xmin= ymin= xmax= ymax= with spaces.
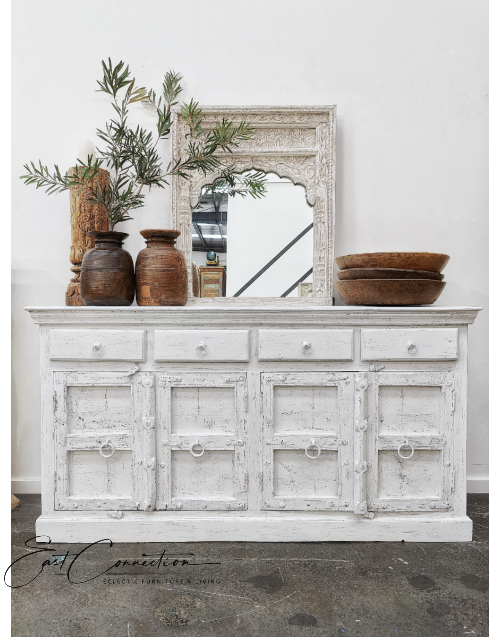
xmin=49 ymin=329 xmax=146 ymax=361
xmin=258 ymin=329 xmax=354 ymax=361
xmin=154 ymin=330 xmax=250 ymax=362
xmin=361 ymin=328 xmax=458 ymax=361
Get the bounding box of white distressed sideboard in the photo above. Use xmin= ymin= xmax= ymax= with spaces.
xmin=27 ymin=305 xmax=480 ymax=543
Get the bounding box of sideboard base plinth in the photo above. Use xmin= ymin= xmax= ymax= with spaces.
xmin=35 ymin=514 xmax=473 ymax=543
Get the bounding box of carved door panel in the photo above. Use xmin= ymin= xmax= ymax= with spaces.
xmin=156 ymin=372 xmax=248 ymax=511
xmin=53 ymin=371 xmax=155 ymax=512
xmin=366 ymin=371 xmax=455 ymax=513
xmin=260 ymin=372 xmax=354 ymax=511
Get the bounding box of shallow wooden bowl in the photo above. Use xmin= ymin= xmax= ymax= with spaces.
xmin=336 ymin=267 xmax=444 ymax=281
xmin=335 ymin=252 xmax=450 ymax=273
xmin=334 ymin=279 xmax=446 ymax=306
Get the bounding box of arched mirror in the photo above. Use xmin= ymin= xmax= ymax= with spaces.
xmin=191 ymin=172 xmax=314 ymax=298
xmin=172 ymin=106 xmax=336 ymax=305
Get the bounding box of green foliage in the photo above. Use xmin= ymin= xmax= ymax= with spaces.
xmin=20 ymin=59 xmax=265 ymax=230
xmin=202 ymin=170 xmax=268 ymax=213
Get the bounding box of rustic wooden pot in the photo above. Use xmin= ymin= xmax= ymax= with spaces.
xmin=136 ymin=229 xmax=188 ymax=306
xmin=80 ymin=231 xmax=135 ymax=306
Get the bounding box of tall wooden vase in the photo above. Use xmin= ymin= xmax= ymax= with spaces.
xmin=66 ymin=167 xmax=110 ymax=305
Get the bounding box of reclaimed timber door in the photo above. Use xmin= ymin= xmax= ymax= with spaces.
xmin=156 ymin=372 xmax=248 ymax=511
xmin=260 ymin=372 xmax=354 ymax=512
xmin=366 ymin=371 xmax=455 ymax=513
xmin=53 ymin=371 xmax=155 ymax=512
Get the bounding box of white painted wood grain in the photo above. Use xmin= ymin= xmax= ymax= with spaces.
xmin=154 ymin=330 xmax=249 ymax=361
xmin=367 ymin=371 xmax=454 ymax=513
xmin=27 ymin=306 xmax=482 ymax=327
xmin=353 ymin=372 xmax=369 ymax=516
xmin=261 ymin=372 xmax=353 ymax=512
xmin=29 ymin=306 xmax=478 ymax=542
xmin=157 ymin=372 xmax=248 ymax=511
xmin=361 ymin=328 xmax=458 ymax=361
xmin=35 ymin=514 xmax=473 ymax=543
xmin=258 ymin=329 xmax=353 ymax=360
xmin=50 ymin=329 xmax=145 ymax=361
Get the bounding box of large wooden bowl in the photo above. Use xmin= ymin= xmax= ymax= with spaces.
xmin=335 ymin=252 xmax=450 ymax=273
xmin=335 ymin=279 xmax=446 ymax=306
xmin=337 ymin=267 xmax=444 ymax=281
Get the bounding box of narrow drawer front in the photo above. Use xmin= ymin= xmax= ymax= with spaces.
xmin=361 ymin=328 xmax=458 ymax=361
xmin=258 ymin=329 xmax=354 ymax=361
xmin=154 ymin=330 xmax=249 ymax=362
xmin=49 ymin=329 xmax=145 ymax=361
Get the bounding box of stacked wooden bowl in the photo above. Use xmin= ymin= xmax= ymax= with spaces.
xmin=334 ymin=252 xmax=449 ymax=306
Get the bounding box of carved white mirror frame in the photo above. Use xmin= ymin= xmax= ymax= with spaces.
xmin=171 ymin=106 xmax=336 ymax=305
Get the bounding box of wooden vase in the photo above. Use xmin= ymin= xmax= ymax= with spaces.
xmin=80 ymin=231 xmax=135 ymax=306
xmin=66 ymin=167 xmax=110 ymax=306
xmin=136 ymin=229 xmax=188 ymax=306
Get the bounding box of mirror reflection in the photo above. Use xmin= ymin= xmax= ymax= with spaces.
xmin=191 ymin=172 xmax=313 ymax=298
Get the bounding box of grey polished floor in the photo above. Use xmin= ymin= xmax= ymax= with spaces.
xmin=11 ymin=495 xmax=488 ymax=636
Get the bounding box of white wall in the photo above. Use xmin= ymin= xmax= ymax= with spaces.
xmin=12 ymin=0 xmax=488 ymax=492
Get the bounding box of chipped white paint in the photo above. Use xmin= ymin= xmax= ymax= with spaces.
xmin=27 ymin=305 xmax=480 ymax=542
xmin=154 ymin=330 xmax=250 ymax=362
xmin=257 ymin=329 xmax=353 ymax=361
xmin=261 ymin=372 xmax=353 ymax=512
xmin=367 ymin=371 xmax=455 ymax=512
xmin=361 ymin=328 xmax=458 ymax=361
xmin=157 ymin=372 xmax=248 ymax=511
xmin=353 ymin=372 xmax=371 ymax=518
xmin=49 ymin=329 xmax=146 ymax=361
xmin=171 ymin=106 xmax=336 ymax=304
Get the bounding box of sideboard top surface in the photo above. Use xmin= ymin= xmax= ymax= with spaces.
xmin=25 ymin=306 xmax=482 ymax=326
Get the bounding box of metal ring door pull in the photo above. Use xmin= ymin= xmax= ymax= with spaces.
xmin=196 ymin=342 xmax=207 ymax=357
xmin=190 ymin=440 xmax=205 ymax=457
xmin=407 ymin=340 xmax=418 ymax=355
xmin=99 ymin=439 xmax=115 ymax=458
xmin=301 ymin=341 xmax=312 ymax=354
xmin=397 ymin=438 xmax=415 ymax=459
xmin=305 ymin=440 xmax=321 ymax=459
xmin=92 ymin=342 xmax=103 ymax=356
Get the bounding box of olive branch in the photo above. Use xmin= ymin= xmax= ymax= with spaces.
xmin=21 ymin=59 xmax=266 ymax=230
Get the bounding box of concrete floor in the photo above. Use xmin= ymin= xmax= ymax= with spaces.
xmin=11 ymin=495 xmax=488 ymax=637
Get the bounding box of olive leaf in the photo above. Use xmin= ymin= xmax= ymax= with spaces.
xmin=21 ymin=60 xmax=267 ymax=230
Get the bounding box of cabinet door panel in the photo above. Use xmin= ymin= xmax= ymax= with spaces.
xmin=171 ymin=450 xmax=237 ymax=499
xmin=273 ymin=385 xmax=339 ymax=433
xmin=367 ymin=372 xmax=454 ymax=513
xmin=54 ymin=372 xmax=155 ymax=511
xmin=67 ymin=450 xmax=134 ymax=499
xmin=273 ymin=449 xmax=339 ymax=498
xmin=377 ymin=450 xmax=442 ymax=499
xmin=378 ymin=384 xmax=443 ymax=434
xmin=66 ymin=385 xmax=132 ymax=432
xmin=157 ymin=373 xmax=248 ymax=511
xmin=170 ymin=386 xmax=237 ymax=435
xmin=261 ymin=372 xmax=353 ymax=512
